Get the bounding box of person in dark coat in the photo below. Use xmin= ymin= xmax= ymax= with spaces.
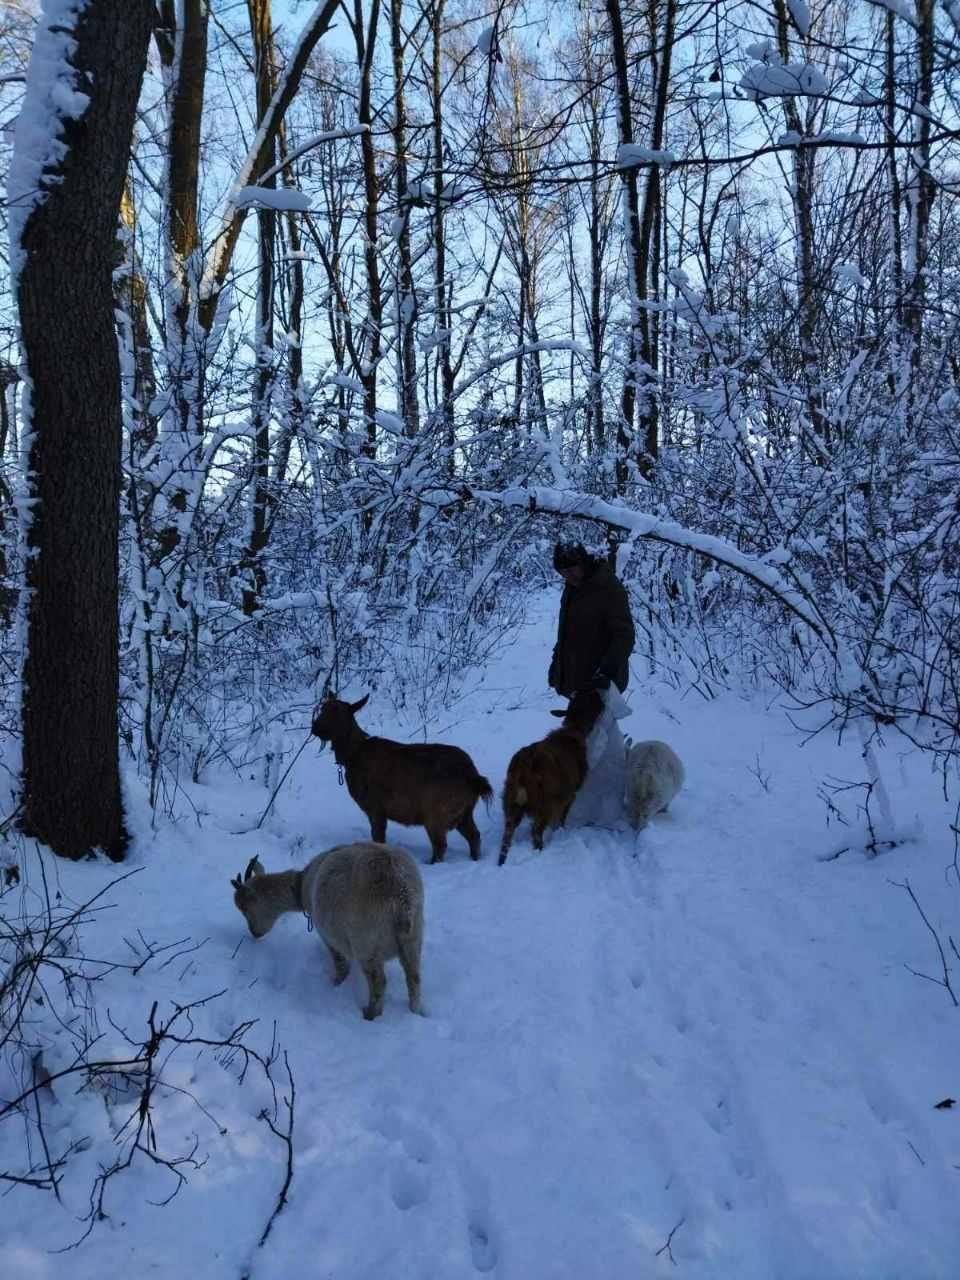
xmin=548 ymin=541 xmax=635 ymax=698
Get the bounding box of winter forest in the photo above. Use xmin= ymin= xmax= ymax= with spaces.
xmin=2 ymin=0 xmax=960 ymax=1275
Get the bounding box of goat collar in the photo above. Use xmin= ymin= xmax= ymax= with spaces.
xmin=292 ymin=869 xmax=306 ymax=913
xmin=292 ymin=870 xmax=314 ymax=931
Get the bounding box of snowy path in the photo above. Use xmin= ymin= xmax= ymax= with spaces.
xmin=4 ymin=611 xmax=960 ymax=1278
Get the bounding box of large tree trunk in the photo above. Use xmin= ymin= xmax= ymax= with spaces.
xmin=16 ymin=0 xmax=153 ymax=860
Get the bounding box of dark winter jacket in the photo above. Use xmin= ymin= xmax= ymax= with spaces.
xmin=548 ymin=562 xmax=635 ymax=697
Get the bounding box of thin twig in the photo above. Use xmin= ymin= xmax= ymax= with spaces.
xmin=655 ymin=1215 xmax=686 ymax=1266
xmin=255 ymin=1051 xmax=296 ymax=1250
xmin=890 ymin=878 xmax=958 ymax=1007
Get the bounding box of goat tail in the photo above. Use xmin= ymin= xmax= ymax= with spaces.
xmin=473 ymin=774 xmax=494 ymax=803
xmin=394 ymin=882 xmax=416 ymax=937
xmin=357 ymin=849 xmax=418 ymax=936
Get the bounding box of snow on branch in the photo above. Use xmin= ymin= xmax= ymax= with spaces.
xmin=462 ymin=485 xmax=836 ymax=648
xmin=617 ymin=144 xmax=676 ymax=169
xmin=234 ymin=186 xmax=311 ymax=213
xmin=256 ymin=125 xmax=371 ymax=185
xmin=864 ymin=0 xmax=919 ymax=28
xmin=739 ymin=62 xmax=829 ymax=101
xmin=787 ymin=0 xmax=812 ymax=36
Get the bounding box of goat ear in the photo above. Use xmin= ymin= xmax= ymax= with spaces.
xmin=549 ymin=709 xmax=566 ymax=718
xmin=350 ymin=692 xmax=370 ymax=714
xmin=230 ymin=875 xmax=243 ymax=891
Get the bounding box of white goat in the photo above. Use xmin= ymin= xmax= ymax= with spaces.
xmin=624 ymin=740 xmax=685 ymax=830
xmin=231 ymin=842 xmax=424 ymax=1020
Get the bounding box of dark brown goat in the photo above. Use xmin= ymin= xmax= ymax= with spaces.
xmin=311 ymin=693 xmax=493 ymax=864
xmin=498 ymin=689 xmax=604 ymax=866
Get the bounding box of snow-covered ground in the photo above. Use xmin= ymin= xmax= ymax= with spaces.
xmin=3 ymin=602 xmax=960 ymax=1279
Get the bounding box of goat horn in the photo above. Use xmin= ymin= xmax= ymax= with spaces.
xmin=243 ymin=856 xmax=261 ymax=881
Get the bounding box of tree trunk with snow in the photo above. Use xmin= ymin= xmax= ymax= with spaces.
xmin=16 ymin=0 xmax=153 ymax=859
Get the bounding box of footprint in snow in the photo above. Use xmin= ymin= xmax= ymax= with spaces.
xmin=390 ymin=1159 xmax=430 ymax=1211
xmin=458 ymin=1159 xmax=499 ymax=1273
xmin=372 ymin=1106 xmax=436 ymax=1212
xmin=468 ymin=1218 xmax=498 ymax=1273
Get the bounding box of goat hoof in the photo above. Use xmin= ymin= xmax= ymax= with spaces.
xmin=363 ymin=1005 xmax=380 ymax=1021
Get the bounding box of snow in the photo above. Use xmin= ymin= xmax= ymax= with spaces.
xmin=809 ymin=130 xmax=867 ymax=145
xmin=617 ymin=144 xmax=676 ymax=169
xmin=7 ymin=0 xmax=90 ymax=285
xmin=3 ymin=602 xmax=960 ymax=1277
xmin=739 ymin=62 xmax=829 ymax=101
xmin=234 ymin=185 xmax=311 ymax=212
xmin=865 ymin=0 xmax=919 ymax=28
xmin=477 ymin=26 xmax=497 ymax=57
xmin=787 ymin=0 xmax=812 ymax=36
xmin=834 ymin=262 xmax=868 ymax=286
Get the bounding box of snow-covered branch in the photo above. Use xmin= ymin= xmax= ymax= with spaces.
xmin=462 ymin=485 xmax=837 ymax=649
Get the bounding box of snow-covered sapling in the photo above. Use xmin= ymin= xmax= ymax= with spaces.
xmin=311 ymin=693 xmax=493 ymax=863
xmin=231 ymin=844 xmax=424 ymax=1021
xmin=499 ymin=689 xmax=604 ymax=865
xmin=624 ymin=741 xmax=685 ymax=830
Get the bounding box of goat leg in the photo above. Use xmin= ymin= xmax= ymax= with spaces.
xmin=326 ymin=944 xmax=350 ymax=986
xmin=427 ymin=826 xmax=447 ymax=864
xmin=362 ymin=963 xmax=386 ymax=1020
xmin=498 ymin=815 xmax=519 ymax=866
xmin=456 ymin=812 xmax=482 ymax=861
xmin=397 ymin=936 xmax=423 ymax=1015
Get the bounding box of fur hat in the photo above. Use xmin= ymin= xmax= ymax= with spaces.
xmin=553 ymin=540 xmax=589 ymax=571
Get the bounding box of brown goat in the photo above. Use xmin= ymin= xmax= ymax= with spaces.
xmin=311 ymin=693 xmax=493 ymax=864
xmin=498 ymin=689 xmax=604 ymax=866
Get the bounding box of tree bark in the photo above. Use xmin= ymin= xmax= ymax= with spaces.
xmin=17 ymin=0 xmax=153 ymax=859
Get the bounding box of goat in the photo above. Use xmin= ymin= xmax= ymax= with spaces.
xmin=624 ymin=740 xmax=684 ymax=830
xmin=498 ymin=688 xmax=604 ymax=865
xmin=231 ymin=843 xmax=424 ymax=1021
xmin=311 ymin=693 xmax=493 ymax=864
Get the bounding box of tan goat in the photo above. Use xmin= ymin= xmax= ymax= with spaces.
xmin=231 ymin=842 xmax=424 ymax=1021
